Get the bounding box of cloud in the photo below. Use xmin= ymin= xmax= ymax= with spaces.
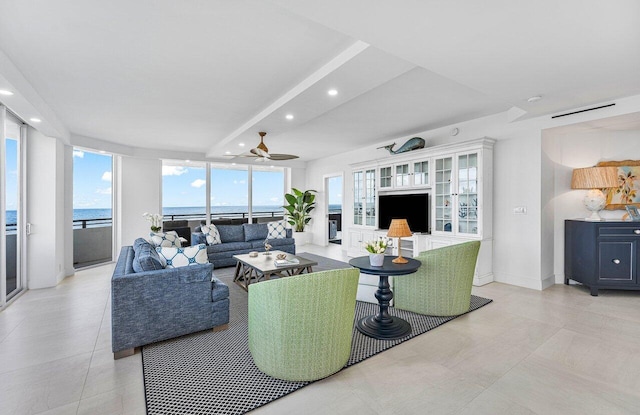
xmin=233 ymin=180 xmax=246 ymax=185
xmin=73 ymin=150 xmax=84 ymax=158
xmin=269 ymin=197 xmax=281 ymax=203
xmin=101 ymin=171 xmax=112 ymax=182
xmin=162 ymin=165 xmax=188 ymax=176
xmin=96 ymin=187 xmax=112 ymax=195
xmin=191 ymin=179 xmax=206 ymax=188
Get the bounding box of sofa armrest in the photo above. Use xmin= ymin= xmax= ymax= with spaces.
xmin=111 ymin=263 xmax=218 ymax=352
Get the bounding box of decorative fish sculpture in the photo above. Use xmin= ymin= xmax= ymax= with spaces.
xmin=378 ymin=137 xmax=425 ymax=155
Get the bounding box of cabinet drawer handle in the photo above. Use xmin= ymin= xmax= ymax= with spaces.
xmin=634 ymin=230 xmax=640 ymax=235
xmin=612 ymin=259 xmax=621 ymax=265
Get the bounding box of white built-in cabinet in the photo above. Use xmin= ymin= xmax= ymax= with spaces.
xmin=347 ymin=138 xmax=494 ymax=301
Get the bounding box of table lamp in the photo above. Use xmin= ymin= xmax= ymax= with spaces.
xmin=571 ymin=166 xmax=619 ymax=221
xmin=387 ymin=219 xmax=412 ymax=264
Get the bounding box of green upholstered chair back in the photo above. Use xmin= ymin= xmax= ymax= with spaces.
xmin=394 ymin=241 xmax=480 ymax=316
xmin=248 ymin=268 xmax=359 ymax=381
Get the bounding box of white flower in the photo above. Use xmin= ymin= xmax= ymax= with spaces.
xmin=364 ymin=237 xmax=388 ymax=254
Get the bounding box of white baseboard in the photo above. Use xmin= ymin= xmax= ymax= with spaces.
xmin=493 ymin=272 xmax=552 ymax=291
xmin=473 ymin=272 xmax=494 ymax=286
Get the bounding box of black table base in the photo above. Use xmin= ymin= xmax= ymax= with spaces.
xmin=356 ymin=314 xmax=411 ymax=340
xmin=355 ymin=274 xmax=412 ymax=340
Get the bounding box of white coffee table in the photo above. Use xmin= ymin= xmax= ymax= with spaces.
xmin=232 ymin=250 xmax=318 ymax=291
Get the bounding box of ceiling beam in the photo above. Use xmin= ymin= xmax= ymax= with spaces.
xmin=206 ymin=40 xmax=369 ymax=158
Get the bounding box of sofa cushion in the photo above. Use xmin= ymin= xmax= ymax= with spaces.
xmin=264 ymin=237 xmax=295 ymax=248
xmin=207 ymin=241 xmax=253 ymax=253
xmin=217 ymin=225 xmax=244 ymax=243
xmin=156 ymin=244 xmax=209 ymax=268
xmin=243 ymin=223 xmax=268 ymax=241
xmin=132 ymin=239 xmax=165 ymax=272
xmin=201 ymin=224 xmax=222 ymax=245
xmin=267 ymin=220 xmax=287 ymax=239
xmin=149 ymin=230 xmax=182 ymax=247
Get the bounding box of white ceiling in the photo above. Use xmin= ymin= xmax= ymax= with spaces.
xmin=0 ymin=0 xmax=639 ymax=161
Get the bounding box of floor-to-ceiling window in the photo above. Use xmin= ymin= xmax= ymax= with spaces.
xmin=210 ymin=163 xmax=250 ymax=222
xmin=251 ymin=165 xmax=285 ymax=222
xmin=162 ymin=161 xmax=207 ymax=220
xmin=72 ymin=148 xmax=113 ymax=268
xmin=2 ymin=110 xmax=24 ymax=303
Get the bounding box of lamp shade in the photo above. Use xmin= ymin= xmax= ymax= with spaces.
xmin=571 ymin=167 xmax=618 ymax=189
xmin=387 ymin=219 xmax=412 ymax=238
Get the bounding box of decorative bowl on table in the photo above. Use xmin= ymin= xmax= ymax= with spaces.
xmin=276 ymin=253 xmax=287 ymax=260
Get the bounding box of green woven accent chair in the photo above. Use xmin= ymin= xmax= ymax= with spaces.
xmin=248 ymin=268 xmax=359 ymax=381
xmin=394 ymin=241 xmax=480 ymax=317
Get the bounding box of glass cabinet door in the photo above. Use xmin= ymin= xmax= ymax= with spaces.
xmin=353 ymin=171 xmax=363 ymax=225
xmin=434 ymin=157 xmax=453 ymax=232
xmin=413 ymin=160 xmax=429 ymax=186
xmin=365 ymin=169 xmax=376 ymax=226
xmin=457 ymin=152 xmax=478 ymax=235
xmin=395 ymin=163 xmax=410 ymax=187
xmin=379 ymin=166 xmax=392 ymax=189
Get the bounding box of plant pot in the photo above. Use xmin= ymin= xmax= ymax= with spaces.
xmin=369 ymin=253 xmax=384 ymax=267
xmin=292 ymin=231 xmax=311 ymax=246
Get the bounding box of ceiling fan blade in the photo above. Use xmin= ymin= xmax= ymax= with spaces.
xmin=267 ymin=153 xmax=299 ymax=161
xmin=250 ymin=148 xmax=271 ymax=158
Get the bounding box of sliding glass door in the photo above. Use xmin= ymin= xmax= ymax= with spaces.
xmin=1 ymin=107 xmax=25 ymax=306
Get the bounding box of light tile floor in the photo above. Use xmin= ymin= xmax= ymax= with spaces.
xmin=1 ymin=244 xmax=639 ymax=414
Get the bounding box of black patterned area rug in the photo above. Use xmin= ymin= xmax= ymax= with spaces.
xmin=142 ymin=253 xmax=492 ymax=415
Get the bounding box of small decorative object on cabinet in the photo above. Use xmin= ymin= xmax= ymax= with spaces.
xmin=570 ymin=166 xmax=619 ymax=221
xmin=626 ymin=205 xmax=640 ymax=221
xmin=565 ymin=219 xmax=640 ymax=296
xmin=378 ymin=137 xmax=425 ymax=155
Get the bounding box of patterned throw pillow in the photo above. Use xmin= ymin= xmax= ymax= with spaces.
xmin=149 ymin=230 xmax=182 ymax=247
xmin=156 ymin=244 xmax=208 ymax=269
xmin=267 ymin=220 xmax=287 ymax=239
xmin=200 ymin=224 xmax=221 ymax=245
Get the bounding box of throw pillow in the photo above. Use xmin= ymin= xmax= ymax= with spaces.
xmin=149 ymin=230 xmax=182 ymax=247
xmin=267 ymin=220 xmax=287 ymax=239
xmin=200 ymin=224 xmax=221 ymax=245
xmin=156 ymin=244 xmax=209 ymax=268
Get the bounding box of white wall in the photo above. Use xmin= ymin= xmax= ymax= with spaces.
xmin=543 ymin=120 xmax=640 ymax=283
xmin=63 ymin=145 xmax=74 ymax=275
xmin=305 ymin=95 xmax=640 ymax=289
xmin=26 ymin=128 xmax=68 ymax=288
xmin=115 ymin=155 xmax=162 ymax=252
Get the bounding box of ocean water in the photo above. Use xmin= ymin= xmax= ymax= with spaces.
xmin=4 ymin=204 xmax=343 ymax=226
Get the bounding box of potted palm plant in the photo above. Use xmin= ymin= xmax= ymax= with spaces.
xmin=283 ymin=188 xmax=317 ymax=245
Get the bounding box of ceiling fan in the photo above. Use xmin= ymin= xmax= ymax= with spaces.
xmin=233 ymin=132 xmax=299 ymax=161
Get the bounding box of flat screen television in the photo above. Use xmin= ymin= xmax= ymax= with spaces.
xmin=378 ymin=193 xmax=429 ymax=233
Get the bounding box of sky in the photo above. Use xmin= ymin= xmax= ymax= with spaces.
xmin=4 ymin=138 xmax=17 ymax=211
xmin=73 ymin=149 xmax=113 ymax=209
xmin=162 ymin=164 xmax=285 ymax=209
xmin=70 ymin=151 xmax=289 ymax=210
xmin=7 ymin=146 xmax=343 ymax=213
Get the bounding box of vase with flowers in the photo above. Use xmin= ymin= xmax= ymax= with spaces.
xmin=364 ymin=238 xmax=388 ymax=266
xmin=143 ymin=212 xmax=163 ymax=233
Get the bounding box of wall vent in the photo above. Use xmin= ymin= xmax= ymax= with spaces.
xmin=551 ymin=103 xmax=615 ymax=119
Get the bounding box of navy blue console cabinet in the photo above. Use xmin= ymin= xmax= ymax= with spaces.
xmin=565 ymin=219 xmax=640 ymax=296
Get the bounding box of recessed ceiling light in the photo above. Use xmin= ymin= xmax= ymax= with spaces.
xmin=239 ymin=143 xmax=245 ymax=147
xmin=225 ymin=151 xmax=231 ymax=155
xmin=231 ymin=163 xmax=236 ymax=166
xmin=99 ymin=150 xmax=106 ymax=154
xmin=185 ymin=159 xmax=190 ymax=163
xmin=527 ymin=95 xmax=542 ymax=103
xmin=285 ymin=114 xmax=294 ymax=120
xmin=30 ymin=117 xmax=42 ymax=123
xmin=327 ymin=89 xmax=338 ymax=96
xmin=0 ymin=89 xmax=14 ymax=96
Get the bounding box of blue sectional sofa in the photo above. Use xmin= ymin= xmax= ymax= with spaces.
xmin=192 ymin=222 xmax=295 ymax=268
xmin=111 ymin=238 xmax=230 ymax=359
